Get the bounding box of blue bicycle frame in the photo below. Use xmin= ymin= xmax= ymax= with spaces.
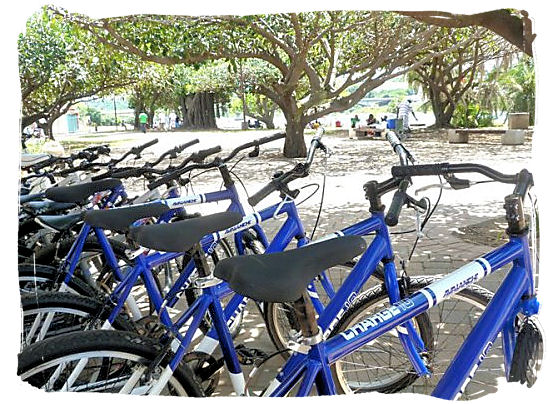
xmin=106 ymin=196 xmax=426 ymax=395
xmin=265 ymin=231 xmax=537 ymax=399
xmin=193 ymin=205 xmax=428 ymax=378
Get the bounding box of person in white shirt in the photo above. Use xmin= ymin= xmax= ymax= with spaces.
xmin=397 ymin=99 xmax=417 ymax=133
xmin=158 ymin=112 xmax=166 ymax=131
xmin=168 ymin=112 xmax=177 ymax=130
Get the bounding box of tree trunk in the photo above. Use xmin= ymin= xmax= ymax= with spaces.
xmin=283 ymin=115 xmax=307 ymax=157
xmin=133 ymin=110 xmax=140 ymax=129
xmin=280 ymin=97 xmax=307 ymax=157
xmin=38 ymin=119 xmax=55 ymax=141
xmin=429 ymin=87 xmax=454 ymax=128
xmin=147 ymin=108 xmax=155 ymax=127
xmin=432 ymin=101 xmax=453 ymax=127
xmin=180 ymin=92 xmax=217 ymax=129
xmin=264 ymin=118 xmax=275 ymax=129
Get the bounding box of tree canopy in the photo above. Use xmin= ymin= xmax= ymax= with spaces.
xmin=52 ymin=8 xmax=481 ymax=156
xmin=408 ymin=28 xmax=514 ymax=127
xmin=19 ymin=7 xmax=139 ymax=137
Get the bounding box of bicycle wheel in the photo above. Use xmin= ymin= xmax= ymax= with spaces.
xmin=33 ymin=236 xmax=134 ymax=293
xmin=20 ymin=292 xmax=135 ymax=349
xmin=19 ymin=263 xmax=96 ymax=296
xmin=265 ymin=261 xmax=385 ymax=354
xmin=329 ymin=275 xmax=493 ymax=396
xmin=18 ymin=329 xmax=204 ymax=396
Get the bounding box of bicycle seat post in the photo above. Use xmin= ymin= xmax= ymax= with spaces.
xmin=292 ymin=293 xmax=322 ymax=341
xmin=191 ymin=243 xmax=212 ymax=278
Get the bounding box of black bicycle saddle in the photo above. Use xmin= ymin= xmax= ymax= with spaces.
xmin=127 ymin=211 xmax=243 ymax=253
xmin=83 ymin=202 xmax=171 ymax=232
xmin=45 ymin=179 xmax=122 ymax=204
xmin=214 ymin=236 xmax=367 ymax=303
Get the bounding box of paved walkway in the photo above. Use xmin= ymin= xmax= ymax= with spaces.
xmin=102 ymin=130 xmax=533 ymax=398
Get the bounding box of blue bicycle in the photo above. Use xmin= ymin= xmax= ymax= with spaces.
xmin=17 ymin=133 xmax=520 ymax=398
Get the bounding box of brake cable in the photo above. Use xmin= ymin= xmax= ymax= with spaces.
xmin=295 ymin=183 xmax=320 ymax=207
xmin=309 ymin=151 xmax=328 ymax=240
xmin=406 ymin=175 xmax=442 ymax=262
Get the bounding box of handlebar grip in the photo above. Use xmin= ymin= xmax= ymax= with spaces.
xmin=248 ymin=180 xmax=279 ymax=207
xmin=385 ymin=180 xmax=410 ymax=226
xmin=132 ymin=138 xmax=159 ymax=154
xmin=92 ymin=170 xmax=118 ymax=181
xmin=175 ymin=139 xmax=200 ymax=152
xmin=254 ymin=132 xmax=286 ymax=146
xmin=193 ymin=145 xmax=222 ymax=162
xmin=392 ymin=164 xmax=449 ymax=178
xmin=110 ymin=167 xmax=145 ymax=179
xmin=147 ymin=171 xmax=179 ymax=190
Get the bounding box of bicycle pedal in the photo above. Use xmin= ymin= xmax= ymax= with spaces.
xmin=235 ymin=344 xmax=269 ymax=365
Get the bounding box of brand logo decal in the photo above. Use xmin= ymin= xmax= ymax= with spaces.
xmin=221 ymin=219 xmax=254 ymax=235
xmin=442 ymin=274 xmax=479 ymax=298
xmin=339 ymin=298 xmax=414 ymax=340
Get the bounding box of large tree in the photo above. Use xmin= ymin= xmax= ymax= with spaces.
xmin=53 ymin=8 xmax=477 ymax=156
xmin=409 ymin=28 xmax=512 ymax=128
xmin=19 ymin=8 xmax=138 ymax=139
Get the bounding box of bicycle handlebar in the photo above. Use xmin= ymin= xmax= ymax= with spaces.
xmin=148 ymin=133 xmax=285 ymax=191
xmin=385 ymin=179 xmax=410 ymax=226
xmin=391 ymin=163 xmax=518 ymax=184
xmin=192 ymin=146 xmax=222 ymax=162
xmin=130 ymin=138 xmax=158 ymax=156
xmin=146 ymin=146 xmax=223 ymax=190
xmin=383 ymin=131 xmax=417 ymax=226
xmin=248 ymin=130 xmax=325 ymax=206
xmin=149 ymin=139 xmax=199 ymax=166
xmin=222 ymin=132 xmax=286 ymax=163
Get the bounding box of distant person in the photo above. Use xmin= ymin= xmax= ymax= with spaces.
xmin=397 ymin=99 xmax=417 ymax=132
xmin=351 ymin=114 xmax=360 ymax=128
xmin=335 ymin=120 xmax=342 ymax=128
xmin=254 ymin=119 xmax=261 ymax=129
xmin=169 ymin=111 xmax=177 ymax=131
xmin=367 ymin=114 xmax=377 ymax=125
xmin=158 ymin=112 xmax=166 ymax=131
xmin=139 ymin=111 xmax=148 ymax=133
xmin=175 ymin=116 xmax=181 ymax=128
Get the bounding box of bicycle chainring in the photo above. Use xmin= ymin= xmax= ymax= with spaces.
xmin=182 ymin=351 xmax=222 ymax=396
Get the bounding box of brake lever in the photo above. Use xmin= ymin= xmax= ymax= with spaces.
xmin=248 ymin=145 xmax=260 ymax=158
xmin=444 ymin=174 xmax=471 ymax=190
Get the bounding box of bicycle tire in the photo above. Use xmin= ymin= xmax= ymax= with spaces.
xmin=19 ymin=263 xmax=96 ymax=296
xmin=329 ymin=275 xmax=493 ymax=395
xmin=18 ymin=329 xmax=204 ymax=396
xmin=20 ymin=292 xmax=136 ymax=348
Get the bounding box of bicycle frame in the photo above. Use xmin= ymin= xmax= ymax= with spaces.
xmin=266 ymin=231 xmax=537 ymax=398
xmin=194 ymin=208 xmax=428 ymax=375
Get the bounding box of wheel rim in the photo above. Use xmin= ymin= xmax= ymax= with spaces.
xmin=21 ymin=351 xmax=189 ymax=395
